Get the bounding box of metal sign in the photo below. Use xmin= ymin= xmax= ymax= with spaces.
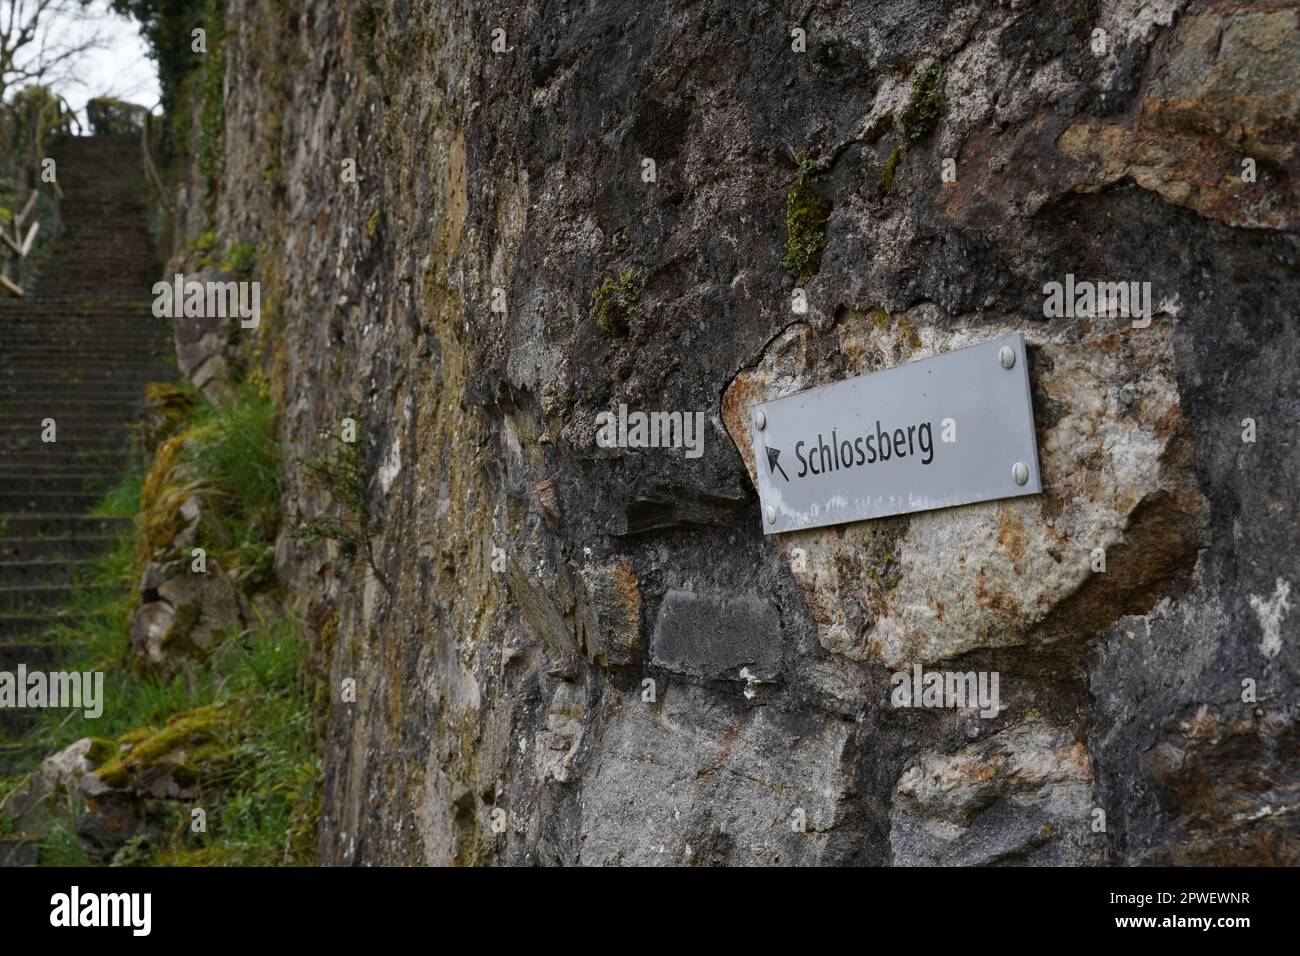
xmin=750 ymin=333 xmax=1041 ymax=534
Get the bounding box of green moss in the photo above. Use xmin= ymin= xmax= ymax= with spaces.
xmin=84 ymin=737 xmax=117 ymax=768
xmin=881 ymin=143 xmax=905 ymax=194
xmin=780 ymin=156 xmax=832 ymax=279
xmin=354 ymin=1 xmax=384 ymax=73
xmin=876 ymin=58 xmax=949 ymax=195
xmin=188 ymin=230 xmax=215 ymax=255
xmin=175 ymin=0 xmax=226 ymax=224
xmin=899 ymin=57 xmax=948 ymax=146
xmin=591 ymin=267 xmax=642 ymax=338
xmin=870 ymin=308 xmax=923 ymax=349
xmin=219 ymin=242 xmax=256 ymax=276
xmin=95 ymin=706 xmax=229 ymax=788
xmin=366 ymin=208 xmax=380 ymax=237
xmin=136 ymin=432 xmax=202 ymax=568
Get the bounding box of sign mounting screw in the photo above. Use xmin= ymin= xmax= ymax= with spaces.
xmin=999 ymin=346 xmax=1015 ymax=369
xmin=1012 ymin=462 xmax=1029 ymax=485
xmin=765 ymin=505 xmax=776 ymax=525
xmin=755 ymin=411 xmax=766 ymax=430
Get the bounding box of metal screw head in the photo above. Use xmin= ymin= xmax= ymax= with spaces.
xmin=765 ymin=505 xmax=776 ymax=524
xmin=1012 ymin=462 xmax=1029 ymax=485
xmin=999 ymin=346 xmax=1016 ymax=369
xmin=755 ymin=411 xmax=766 ymax=431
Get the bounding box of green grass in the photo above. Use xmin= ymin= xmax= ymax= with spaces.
xmin=0 ymin=380 xmax=318 ymax=866
xmin=178 ymin=383 xmax=282 ymax=589
xmin=90 ymin=468 xmax=144 ymax=519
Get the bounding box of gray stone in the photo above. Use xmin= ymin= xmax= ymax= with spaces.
xmin=651 ymin=589 xmax=782 ymax=681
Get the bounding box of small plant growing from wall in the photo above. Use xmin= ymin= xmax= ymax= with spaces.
xmin=292 ymin=422 xmax=388 ymax=591
xmin=592 ymin=267 xmax=641 ymax=338
xmin=898 ymin=56 xmax=948 ymax=145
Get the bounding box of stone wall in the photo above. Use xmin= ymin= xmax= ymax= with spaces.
xmin=191 ymin=0 xmax=1297 ymax=864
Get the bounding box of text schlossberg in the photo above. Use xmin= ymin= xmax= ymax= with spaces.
xmin=792 ymin=418 xmax=934 ymax=478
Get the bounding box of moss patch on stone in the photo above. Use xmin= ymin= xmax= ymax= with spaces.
xmin=881 ymin=143 xmax=905 ymax=193
xmin=878 ymin=58 xmax=949 ymax=194
xmin=94 ymin=705 xmax=230 ymax=789
xmin=354 ymin=1 xmax=384 ymax=73
xmin=780 ymin=156 xmax=832 ymax=279
xmin=591 ymin=267 xmax=642 ymax=338
xmin=899 ymin=57 xmax=948 ymax=145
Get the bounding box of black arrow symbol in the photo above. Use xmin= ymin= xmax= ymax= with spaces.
xmin=766 ymin=446 xmax=789 ymax=482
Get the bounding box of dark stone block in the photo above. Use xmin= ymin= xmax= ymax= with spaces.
xmin=651 ymin=589 xmax=781 ymax=680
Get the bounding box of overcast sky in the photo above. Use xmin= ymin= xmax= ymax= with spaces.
xmin=25 ymin=1 xmax=160 ymax=124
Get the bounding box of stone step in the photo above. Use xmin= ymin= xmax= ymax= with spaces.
xmin=0 ymin=639 xmax=66 ymax=675
xmin=0 ymin=440 xmax=133 ymax=458
xmin=0 ymin=534 xmax=120 ymax=562
xmin=0 ymin=423 xmax=136 ymax=440
xmin=0 ymin=397 xmax=148 ymax=411
xmin=0 ymin=459 xmax=132 ymax=477
xmin=0 ymin=358 xmax=172 ymax=373
xmin=0 ymin=417 xmax=141 ymax=433
xmin=0 ymin=448 xmax=131 ymax=467
xmin=0 ymin=584 xmax=113 ymax=613
xmin=0 ymin=474 xmax=112 ymax=494
xmin=0 ymin=514 xmax=131 ymax=537
xmin=0 ymin=420 xmax=137 ymax=434
xmin=0 ymin=372 xmax=171 ymax=388
xmin=0 ymin=492 xmax=103 ymax=513
xmin=0 ymin=343 xmax=169 ymax=356
xmin=0 ymin=612 xmax=94 ymax=639
xmin=0 ymin=559 xmax=93 ymax=588
xmin=0 ymin=387 xmax=151 ymax=404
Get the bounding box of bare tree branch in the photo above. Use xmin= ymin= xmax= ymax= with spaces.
xmin=0 ymin=0 xmax=104 ymax=103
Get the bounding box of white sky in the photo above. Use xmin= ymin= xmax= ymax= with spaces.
xmin=16 ymin=0 xmax=160 ymax=124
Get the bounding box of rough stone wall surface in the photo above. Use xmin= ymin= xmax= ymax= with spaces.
xmin=204 ymin=0 xmax=1297 ymax=864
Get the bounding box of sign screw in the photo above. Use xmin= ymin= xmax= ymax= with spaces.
xmin=999 ymin=346 xmax=1015 ymax=369
xmin=1012 ymin=462 xmax=1029 ymax=485
xmin=766 ymin=505 xmax=776 ymax=524
xmin=755 ymin=411 xmax=766 ymax=430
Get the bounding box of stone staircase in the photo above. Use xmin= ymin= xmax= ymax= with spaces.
xmin=0 ymin=133 xmax=171 ymax=864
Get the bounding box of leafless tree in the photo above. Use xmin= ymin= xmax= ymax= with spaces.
xmin=0 ymin=0 xmax=106 ymax=104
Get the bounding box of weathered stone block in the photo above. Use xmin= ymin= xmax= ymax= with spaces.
xmin=577 ymin=559 xmax=641 ymax=668
xmin=890 ymin=719 xmax=1104 ymax=866
xmin=650 ymin=589 xmax=781 ymax=680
